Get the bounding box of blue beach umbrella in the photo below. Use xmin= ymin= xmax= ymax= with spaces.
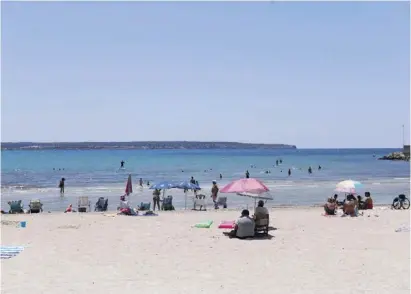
xmin=149 ymin=181 xmax=178 ymax=202
xmin=149 ymin=181 xmax=178 ymax=190
xmin=175 ymin=181 xmax=201 ymax=190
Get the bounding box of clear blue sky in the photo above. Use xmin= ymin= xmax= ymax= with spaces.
xmin=1 ymin=2 xmax=409 ymax=148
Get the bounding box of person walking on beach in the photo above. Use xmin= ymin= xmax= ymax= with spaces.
xmin=220 ymin=173 xmax=223 ymax=180
xmin=211 ymin=181 xmax=219 ymax=209
xmin=120 ymin=160 xmax=125 ymax=168
xmin=59 ymin=178 xmax=65 ymax=195
xmin=288 ymin=168 xmax=291 ymax=176
xmin=245 ymin=170 xmax=250 ymax=178
xmin=308 ymin=166 xmax=312 ymax=174
xmin=152 ymin=189 xmax=161 ymax=211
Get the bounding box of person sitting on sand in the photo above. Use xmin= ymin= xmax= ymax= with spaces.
xmin=364 ymin=192 xmax=373 ymax=209
xmin=64 ymin=204 xmax=76 ymax=213
xmin=324 ymin=198 xmax=337 ymax=215
xmin=228 ymin=209 xmax=255 ymax=239
xmin=343 ymin=195 xmax=358 ymax=217
xmin=357 ymin=196 xmax=366 ymax=210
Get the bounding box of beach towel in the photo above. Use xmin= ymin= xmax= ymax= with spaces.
xmin=1 ymin=246 xmax=24 ymax=260
xmin=218 ymin=221 xmax=236 ymax=229
xmin=194 ymin=220 xmax=213 ymax=228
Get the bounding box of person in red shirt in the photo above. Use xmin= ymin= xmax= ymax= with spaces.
xmin=364 ymin=192 xmax=373 ymax=209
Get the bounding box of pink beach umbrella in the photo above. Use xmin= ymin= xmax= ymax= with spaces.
xmin=220 ymin=178 xmax=269 ymax=194
xmin=125 ymin=174 xmax=133 ymax=196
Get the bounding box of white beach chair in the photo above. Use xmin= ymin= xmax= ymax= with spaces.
xmin=78 ymin=196 xmax=91 ymax=212
xmin=193 ymin=195 xmax=207 ymax=211
xmin=217 ymin=196 xmax=227 ymax=208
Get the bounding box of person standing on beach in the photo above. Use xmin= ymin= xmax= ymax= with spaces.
xmin=245 ymin=170 xmax=250 ymax=178
xmin=288 ymin=169 xmax=291 ymax=176
xmin=308 ymin=166 xmax=312 ymax=174
xmin=120 ymin=160 xmax=125 ymax=168
xmin=139 ymin=178 xmax=143 ymax=187
xmin=152 ymin=189 xmax=161 ymax=211
xmin=211 ymin=181 xmax=219 ymax=209
xmin=59 ymin=178 xmax=65 ymax=195
xmin=220 ymin=173 xmax=223 ymax=180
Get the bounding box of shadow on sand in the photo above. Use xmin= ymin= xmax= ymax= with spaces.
xmin=223 ymin=231 xmax=274 ymax=240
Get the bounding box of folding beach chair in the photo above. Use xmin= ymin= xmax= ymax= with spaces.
xmin=94 ymin=197 xmax=108 ymax=212
xmin=8 ymin=200 xmax=24 ymax=214
xmin=193 ymin=194 xmax=207 ymax=211
xmin=29 ymin=199 xmax=43 ymax=213
xmin=78 ymin=196 xmax=91 ymax=212
xmin=254 ymin=214 xmax=269 ymax=235
xmin=217 ymin=196 xmax=227 ymax=208
xmin=138 ymin=202 xmax=151 ymax=211
xmin=162 ymin=196 xmax=175 ymax=211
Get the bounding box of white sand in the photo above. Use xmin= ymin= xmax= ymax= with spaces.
xmin=1 ymin=207 xmax=410 ymax=294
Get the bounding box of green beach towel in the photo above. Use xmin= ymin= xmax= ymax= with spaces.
xmin=194 ymin=220 xmax=213 ymax=228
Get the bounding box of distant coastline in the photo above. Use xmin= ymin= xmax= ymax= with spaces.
xmin=1 ymin=141 xmax=297 ymax=151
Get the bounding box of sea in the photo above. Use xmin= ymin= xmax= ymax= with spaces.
xmin=1 ymin=148 xmax=410 ymax=211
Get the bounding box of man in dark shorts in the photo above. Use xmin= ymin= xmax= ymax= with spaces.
xmin=59 ymin=178 xmax=65 ymax=194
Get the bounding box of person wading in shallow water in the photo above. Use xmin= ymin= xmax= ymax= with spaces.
xmin=59 ymin=178 xmax=65 ymax=195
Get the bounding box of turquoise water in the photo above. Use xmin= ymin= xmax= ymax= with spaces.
xmin=1 ymin=148 xmax=409 ymax=211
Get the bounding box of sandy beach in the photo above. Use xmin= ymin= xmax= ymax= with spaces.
xmin=1 ymin=207 xmax=409 ymax=294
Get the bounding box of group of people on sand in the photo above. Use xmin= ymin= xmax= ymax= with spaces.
xmin=227 ymin=200 xmax=270 ymax=239
xmin=324 ymin=192 xmax=373 ymax=217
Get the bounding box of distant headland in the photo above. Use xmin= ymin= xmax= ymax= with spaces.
xmin=1 ymin=141 xmax=297 ymax=151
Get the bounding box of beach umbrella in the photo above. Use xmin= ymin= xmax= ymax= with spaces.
xmin=125 ymin=174 xmax=133 ymax=196
xmin=221 ymin=178 xmax=270 ymax=208
xmin=149 ymin=181 xmax=178 ymax=190
xmin=220 ymin=178 xmax=269 ymax=194
xmin=174 ymin=181 xmax=201 ymax=210
xmin=149 ymin=181 xmax=178 ymax=201
xmin=335 ymin=180 xmax=363 ymax=194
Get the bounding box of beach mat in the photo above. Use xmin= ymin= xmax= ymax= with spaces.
xmin=1 ymin=246 xmax=24 ymax=260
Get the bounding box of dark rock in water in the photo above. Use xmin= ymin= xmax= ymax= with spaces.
xmin=378 ymin=152 xmax=410 ymax=161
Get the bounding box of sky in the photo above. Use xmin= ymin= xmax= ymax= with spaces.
xmin=1 ymin=2 xmax=410 ymax=148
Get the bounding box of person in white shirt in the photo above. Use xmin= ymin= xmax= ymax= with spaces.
xmin=234 ymin=209 xmax=255 ymax=239
xmin=254 ymin=200 xmax=269 ymax=218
